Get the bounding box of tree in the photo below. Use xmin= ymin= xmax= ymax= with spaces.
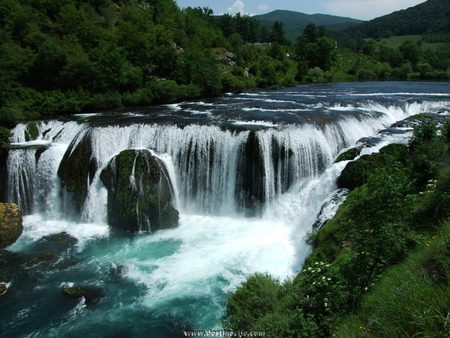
xmin=270 ymin=21 xmax=289 ymax=45
xmin=399 ymin=41 xmax=421 ymax=67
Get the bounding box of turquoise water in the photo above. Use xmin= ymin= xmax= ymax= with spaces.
xmin=3 ymin=213 xmax=297 ymax=337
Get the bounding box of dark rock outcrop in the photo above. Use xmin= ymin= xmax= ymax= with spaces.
xmin=37 ymin=232 xmax=78 ymax=252
xmin=337 ymin=143 xmax=408 ymax=190
xmin=335 ymin=146 xmax=362 ymax=163
xmin=0 ymin=203 xmax=23 ymax=249
xmin=235 ymin=131 xmax=266 ymax=214
xmin=100 ymin=149 xmax=179 ymax=233
xmin=57 ymin=130 xmax=98 ymax=214
xmin=0 ymin=151 xmax=8 ymax=202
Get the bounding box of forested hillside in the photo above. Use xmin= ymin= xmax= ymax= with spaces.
xmin=253 ymin=10 xmax=361 ymax=41
xmin=337 ymin=0 xmax=450 ymax=40
xmin=0 ymin=0 xmax=296 ymax=128
xmin=0 ymin=0 xmax=449 ymax=137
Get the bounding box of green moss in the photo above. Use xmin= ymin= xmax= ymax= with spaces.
xmin=100 ymin=149 xmax=178 ymax=232
xmin=0 ymin=203 xmax=23 ymax=249
xmin=337 ymin=143 xmax=408 ymax=190
xmin=335 ymin=147 xmax=361 ymax=163
xmin=24 ymin=121 xmax=41 ymax=141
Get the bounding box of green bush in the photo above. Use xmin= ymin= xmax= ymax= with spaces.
xmin=86 ymin=92 xmax=123 ymax=111
xmin=224 ymin=273 xmax=283 ymax=330
xmin=335 ymin=222 xmax=450 ymax=338
xmin=337 ymin=144 xmax=408 ymax=190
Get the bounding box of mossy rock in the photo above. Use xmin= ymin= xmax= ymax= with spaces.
xmin=337 ymin=144 xmax=408 ymax=190
xmin=0 ymin=203 xmax=23 ymax=249
xmin=24 ymin=121 xmax=41 ymax=141
xmin=100 ymin=149 xmax=179 ymax=233
xmin=57 ymin=131 xmax=97 ymax=214
xmin=335 ymin=147 xmax=362 ymax=163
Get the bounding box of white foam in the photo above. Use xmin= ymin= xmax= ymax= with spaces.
xmin=328 ymin=104 xmax=358 ymax=111
xmin=10 ymin=215 xmax=110 ymax=251
xmin=231 ymin=120 xmax=277 ymax=127
xmin=242 ymin=107 xmax=309 ymax=112
xmin=123 ymin=213 xmax=295 ymax=306
xmin=350 ymin=92 xmax=450 ymax=97
xmin=166 ymin=103 xmax=182 ymax=111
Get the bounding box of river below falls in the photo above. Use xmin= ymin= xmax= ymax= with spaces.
xmin=1 ymin=82 xmax=450 ymax=337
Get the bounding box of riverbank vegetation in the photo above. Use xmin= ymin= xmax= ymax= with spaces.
xmin=224 ymin=120 xmax=450 ymax=337
xmin=1 ymin=0 xmax=449 ymax=129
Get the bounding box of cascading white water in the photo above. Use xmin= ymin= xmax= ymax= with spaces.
xmin=6 ymin=121 xmax=84 ymax=214
xmin=6 ymin=100 xmax=446 ymax=218
xmin=7 ymin=149 xmax=36 ymax=214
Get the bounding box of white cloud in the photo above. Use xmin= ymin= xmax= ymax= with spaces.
xmin=228 ymin=0 xmax=246 ymax=15
xmin=258 ymin=3 xmax=270 ymax=12
xmin=324 ymin=0 xmax=425 ymax=20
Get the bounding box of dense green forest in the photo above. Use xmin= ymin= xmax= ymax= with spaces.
xmin=336 ymin=0 xmax=450 ymax=41
xmin=0 ymin=0 xmax=449 ymax=135
xmin=253 ymin=10 xmax=361 ymax=41
xmin=224 ymin=119 xmax=450 ymax=337
xmin=0 ymin=0 xmax=294 ymax=128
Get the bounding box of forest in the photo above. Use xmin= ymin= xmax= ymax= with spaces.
xmin=0 ymin=0 xmax=449 ymax=136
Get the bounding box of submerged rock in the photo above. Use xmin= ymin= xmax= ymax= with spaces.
xmin=58 ymin=130 xmax=98 ymax=214
xmin=38 ymin=232 xmax=78 ymax=252
xmin=62 ymin=286 xmax=105 ymax=305
xmin=100 ymin=149 xmax=179 ymax=233
xmin=0 ymin=282 xmax=7 ymax=295
xmin=108 ymin=263 xmax=128 ymax=281
xmin=0 ymin=203 xmax=23 ymax=249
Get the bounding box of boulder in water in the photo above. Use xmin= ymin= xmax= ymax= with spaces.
xmin=0 ymin=203 xmax=23 ymax=249
xmin=62 ymin=286 xmax=105 ymax=305
xmin=37 ymin=232 xmax=78 ymax=252
xmin=100 ymin=149 xmax=179 ymax=233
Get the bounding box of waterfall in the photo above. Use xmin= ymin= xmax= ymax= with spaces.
xmin=7 ymin=149 xmax=36 ymax=214
xmin=4 ymin=100 xmax=448 ymax=218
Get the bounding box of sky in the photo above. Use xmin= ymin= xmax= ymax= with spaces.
xmin=175 ymin=0 xmax=427 ymax=20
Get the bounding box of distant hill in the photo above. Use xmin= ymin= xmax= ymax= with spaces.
xmin=341 ymin=0 xmax=450 ymax=39
xmin=253 ymin=10 xmax=362 ymax=40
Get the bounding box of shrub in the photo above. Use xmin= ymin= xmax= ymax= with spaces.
xmin=223 ymin=273 xmax=283 ymax=330
xmin=335 ymin=222 xmax=450 ymax=337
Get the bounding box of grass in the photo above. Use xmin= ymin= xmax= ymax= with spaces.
xmin=335 ymin=221 xmax=450 ymax=337
xmin=379 ymin=35 xmax=450 ymax=51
